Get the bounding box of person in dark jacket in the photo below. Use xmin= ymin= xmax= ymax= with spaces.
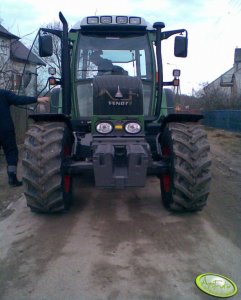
xmin=89 ymin=51 xmax=128 ymax=76
xmin=89 ymin=51 xmax=114 ymax=75
xmin=0 ymin=89 xmax=49 ymax=187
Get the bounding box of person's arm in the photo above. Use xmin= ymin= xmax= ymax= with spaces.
xmin=37 ymin=96 xmax=49 ymax=104
xmin=6 ymin=90 xmax=49 ymax=106
xmin=6 ymin=90 xmax=37 ymax=106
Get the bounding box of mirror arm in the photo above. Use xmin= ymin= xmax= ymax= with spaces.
xmin=161 ymin=29 xmax=187 ymax=40
xmin=40 ymin=28 xmax=63 ymax=38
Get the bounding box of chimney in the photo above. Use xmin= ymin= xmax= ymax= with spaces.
xmin=234 ymin=48 xmax=241 ymax=72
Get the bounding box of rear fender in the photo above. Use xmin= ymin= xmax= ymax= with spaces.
xmin=156 ymin=113 xmax=204 ymax=149
xmin=160 ymin=113 xmax=203 ymax=131
xmin=28 ymin=113 xmax=72 ymax=129
xmin=146 ymin=113 xmax=203 ymax=137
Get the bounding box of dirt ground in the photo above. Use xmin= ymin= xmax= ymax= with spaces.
xmin=1 ymin=127 xmax=241 ymax=215
xmin=1 ymin=126 xmax=241 ymax=300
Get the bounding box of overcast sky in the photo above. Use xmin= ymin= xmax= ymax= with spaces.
xmin=0 ymin=0 xmax=240 ymax=94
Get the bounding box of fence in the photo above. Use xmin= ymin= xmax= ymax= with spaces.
xmin=202 ymin=110 xmax=241 ymax=133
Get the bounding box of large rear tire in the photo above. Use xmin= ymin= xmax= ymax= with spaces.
xmin=22 ymin=122 xmax=73 ymax=213
xmin=160 ymin=122 xmax=211 ymax=212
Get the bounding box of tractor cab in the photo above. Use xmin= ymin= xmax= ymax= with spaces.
xmin=71 ymin=17 xmax=154 ymax=118
xmin=73 ymin=32 xmax=151 ymax=117
xmin=39 ymin=14 xmax=187 ymax=121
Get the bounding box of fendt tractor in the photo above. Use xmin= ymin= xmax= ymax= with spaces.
xmin=22 ymin=12 xmax=211 ymax=213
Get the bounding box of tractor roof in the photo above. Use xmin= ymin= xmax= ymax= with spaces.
xmin=71 ymin=15 xmax=154 ymax=31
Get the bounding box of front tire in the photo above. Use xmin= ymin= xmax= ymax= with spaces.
xmin=22 ymin=122 xmax=73 ymax=213
xmin=160 ymin=122 xmax=211 ymax=212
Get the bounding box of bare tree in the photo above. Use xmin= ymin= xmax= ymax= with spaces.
xmin=191 ymin=82 xmax=241 ymax=110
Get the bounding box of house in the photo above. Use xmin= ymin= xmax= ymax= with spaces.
xmin=0 ymin=24 xmax=45 ymax=96
xmin=0 ymin=24 xmax=45 ymax=143
xmin=204 ymin=48 xmax=241 ymax=99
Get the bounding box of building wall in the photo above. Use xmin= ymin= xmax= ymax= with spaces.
xmin=0 ymin=36 xmax=38 ymax=144
xmin=206 ymin=68 xmax=234 ymax=98
xmin=233 ymin=62 xmax=241 ymax=97
xmin=10 ymin=62 xmax=38 ymax=144
xmin=205 ymin=49 xmax=241 ymax=100
xmin=0 ymin=36 xmax=11 ymax=89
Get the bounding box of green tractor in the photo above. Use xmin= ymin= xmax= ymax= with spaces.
xmin=22 ymin=12 xmax=211 ymax=213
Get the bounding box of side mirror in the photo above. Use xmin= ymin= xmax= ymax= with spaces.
xmin=39 ymin=35 xmax=53 ymax=57
xmin=174 ymin=36 xmax=188 ymax=57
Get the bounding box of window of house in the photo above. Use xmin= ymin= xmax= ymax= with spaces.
xmin=14 ymin=74 xmax=22 ymax=90
xmin=0 ymin=39 xmax=9 ymax=55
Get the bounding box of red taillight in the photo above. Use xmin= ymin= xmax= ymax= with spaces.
xmin=162 ymin=146 xmax=170 ymax=156
xmin=162 ymin=145 xmax=171 ymax=192
xmin=64 ymin=175 xmax=71 ymax=193
xmin=48 ymin=77 xmax=57 ymax=85
xmin=64 ymin=146 xmax=71 ymax=157
xmin=162 ymin=174 xmax=171 ymax=192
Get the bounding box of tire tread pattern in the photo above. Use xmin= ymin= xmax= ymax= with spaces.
xmin=161 ymin=122 xmax=211 ymax=212
xmin=22 ymin=122 xmax=69 ymax=213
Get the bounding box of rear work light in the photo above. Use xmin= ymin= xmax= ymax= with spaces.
xmin=173 ymin=69 xmax=181 ymax=77
xmin=116 ymin=16 xmax=128 ymax=24
xmin=87 ymin=17 xmax=99 ymax=24
xmin=100 ymin=16 xmax=112 ymax=24
xmin=129 ymin=17 xmax=141 ymax=25
xmin=48 ymin=67 xmax=56 ymax=75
